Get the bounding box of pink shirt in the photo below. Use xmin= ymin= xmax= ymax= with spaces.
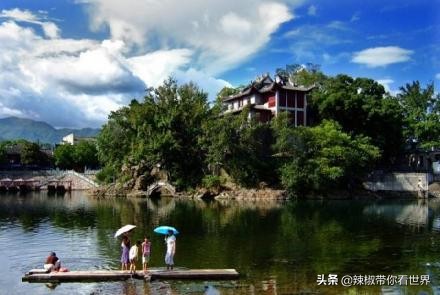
xmin=142 ymin=241 xmax=151 ymax=255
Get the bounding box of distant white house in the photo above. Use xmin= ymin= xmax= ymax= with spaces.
xmin=61 ymin=133 xmax=96 ymax=145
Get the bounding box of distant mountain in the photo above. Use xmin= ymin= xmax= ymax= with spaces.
xmin=0 ymin=117 xmax=100 ymax=144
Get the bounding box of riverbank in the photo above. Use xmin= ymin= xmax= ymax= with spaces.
xmin=90 ymin=182 xmax=289 ymax=200
xmin=0 ymin=170 xmax=98 ymax=191
xmin=90 ymin=181 xmax=440 ymax=200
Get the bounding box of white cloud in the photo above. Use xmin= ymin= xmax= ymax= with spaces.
xmin=307 ymin=5 xmax=317 ymax=16
xmin=77 ymin=0 xmax=294 ymax=74
xmin=377 ymin=79 xmax=395 ymax=94
xmin=436 ymin=73 xmax=440 ymax=80
xmin=352 ymin=46 xmax=413 ymax=67
xmin=175 ymin=68 xmax=231 ymax=99
xmin=0 ymin=20 xmax=230 ymax=127
xmin=41 ymin=22 xmax=60 ymax=39
xmin=0 ymin=8 xmax=60 ymax=38
xmin=127 ymin=49 xmax=193 ymax=88
xmin=0 ymin=8 xmax=39 ymax=22
xmin=0 ymin=1 xmax=300 ymax=127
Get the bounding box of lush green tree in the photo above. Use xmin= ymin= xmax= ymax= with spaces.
xmin=97 ymin=78 xmax=210 ymax=189
xmin=74 ymin=141 xmax=99 ymax=170
xmin=311 ymin=74 xmax=404 ymax=163
xmin=201 ymin=106 xmax=275 ymax=187
xmin=20 ymin=141 xmax=42 ymax=165
xmin=54 ymin=141 xmax=99 ymax=171
xmin=216 ymin=87 xmax=240 ymax=100
xmin=273 ymin=113 xmax=380 ymax=196
xmin=0 ymin=139 xmax=52 ymax=167
xmin=397 ymin=81 xmax=440 ymax=149
xmin=53 ymin=144 xmax=75 ymax=169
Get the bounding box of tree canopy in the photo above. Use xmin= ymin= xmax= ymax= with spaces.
xmin=310 ymin=74 xmax=404 ymax=163
xmin=272 ymin=113 xmax=380 ymax=196
xmin=95 ymin=70 xmax=435 ymax=197
xmin=97 ymin=78 xmax=210 ymax=189
xmin=397 ymin=81 xmax=440 ymax=149
xmin=53 ymin=140 xmax=98 ymax=171
xmin=0 ymin=140 xmax=52 ymax=167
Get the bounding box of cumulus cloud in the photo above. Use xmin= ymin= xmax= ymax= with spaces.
xmin=0 ymin=21 xmax=142 ymax=127
xmin=77 ymin=0 xmax=293 ymax=74
xmin=0 ymin=8 xmax=60 ymax=38
xmin=352 ymin=46 xmax=413 ymax=67
xmin=127 ymin=49 xmax=194 ymax=88
xmin=0 ymin=1 xmax=297 ymax=127
xmin=0 ymin=19 xmax=230 ymax=127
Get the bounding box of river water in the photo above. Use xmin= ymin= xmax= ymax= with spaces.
xmin=1 ymin=192 xmax=440 ymax=294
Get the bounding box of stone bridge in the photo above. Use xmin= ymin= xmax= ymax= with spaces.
xmin=146 ymin=181 xmax=176 ymax=197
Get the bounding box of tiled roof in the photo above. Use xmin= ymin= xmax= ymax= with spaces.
xmin=223 ymin=74 xmax=314 ymax=102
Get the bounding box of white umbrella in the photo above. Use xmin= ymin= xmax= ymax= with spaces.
xmin=114 ymin=224 xmax=136 ymax=238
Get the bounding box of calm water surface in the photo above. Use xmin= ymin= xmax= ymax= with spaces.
xmin=1 ymin=192 xmax=440 ymax=294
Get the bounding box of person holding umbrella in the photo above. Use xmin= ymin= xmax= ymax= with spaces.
xmin=165 ymin=230 xmax=176 ymax=270
xmin=121 ymin=235 xmax=131 ymax=271
xmin=115 ymin=224 xmax=136 ymax=271
xmin=154 ymin=226 xmax=179 ymax=270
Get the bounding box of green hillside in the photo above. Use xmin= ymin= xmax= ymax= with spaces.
xmin=0 ymin=117 xmax=100 ymax=144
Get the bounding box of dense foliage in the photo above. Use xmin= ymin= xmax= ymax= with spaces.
xmin=201 ymin=106 xmax=275 ymax=187
xmin=310 ymin=75 xmax=404 ymax=163
xmin=53 ymin=141 xmax=99 ymax=171
xmin=0 ymin=140 xmax=52 ymax=167
xmin=96 ymin=70 xmax=438 ymax=197
xmin=97 ymin=79 xmax=209 ymax=189
xmin=272 ymin=113 xmax=380 ymax=196
xmin=397 ymin=81 xmax=440 ymax=149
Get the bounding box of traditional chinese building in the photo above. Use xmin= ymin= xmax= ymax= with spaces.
xmin=222 ymin=74 xmax=314 ymax=126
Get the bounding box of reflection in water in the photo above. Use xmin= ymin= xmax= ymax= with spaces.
xmin=363 ymin=200 xmax=432 ymax=228
xmin=0 ymin=193 xmax=440 ymax=294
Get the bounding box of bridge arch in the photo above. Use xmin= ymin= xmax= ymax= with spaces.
xmin=146 ymin=181 xmax=176 ymax=197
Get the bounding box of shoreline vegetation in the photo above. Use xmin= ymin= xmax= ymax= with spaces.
xmin=1 ymin=66 xmax=433 ymax=199
xmin=92 ymin=67 xmax=439 ymax=200
xmin=91 ymin=176 xmax=431 ymax=200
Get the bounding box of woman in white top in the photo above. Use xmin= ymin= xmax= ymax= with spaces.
xmin=165 ymin=230 xmax=176 ymax=270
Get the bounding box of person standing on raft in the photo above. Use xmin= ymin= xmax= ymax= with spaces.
xmin=164 ymin=230 xmax=176 ymax=270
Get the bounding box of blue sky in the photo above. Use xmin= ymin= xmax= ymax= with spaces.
xmin=0 ymin=0 xmax=438 ymax=127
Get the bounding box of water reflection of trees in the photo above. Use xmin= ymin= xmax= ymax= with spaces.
xmin=363 ymin=199 xmax=432 ymax=229
xmin=2 ymin=193 xmax=440 ymax=294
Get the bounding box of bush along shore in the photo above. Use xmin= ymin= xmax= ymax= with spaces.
xmin=93 ymin=67 xmax=440 ymax=199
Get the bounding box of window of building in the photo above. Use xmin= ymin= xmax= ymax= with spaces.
xmin=297 ymin=93 xmax=304 ymax=108
xmin=287 ymin=91 xmax=295 ymax=108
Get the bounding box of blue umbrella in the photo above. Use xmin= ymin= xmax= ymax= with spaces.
xmin=154 ymin=225 xmax=179 ymax=235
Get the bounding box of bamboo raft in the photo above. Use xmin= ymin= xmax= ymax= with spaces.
xmin=22 ymin=268 xmax=239 ymax=283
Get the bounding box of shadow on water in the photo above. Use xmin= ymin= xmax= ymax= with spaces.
xmin=1 ymin=192 xmax=440 ymax=294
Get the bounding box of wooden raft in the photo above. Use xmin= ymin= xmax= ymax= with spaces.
xmin=22 ymin=268 xmax=239 ymax=283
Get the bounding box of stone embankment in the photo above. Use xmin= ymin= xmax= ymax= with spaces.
xmin=185 ymin=187 xmax=288 ymax=201
xmin=0 ymin=170 xmax=98 ymax=191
